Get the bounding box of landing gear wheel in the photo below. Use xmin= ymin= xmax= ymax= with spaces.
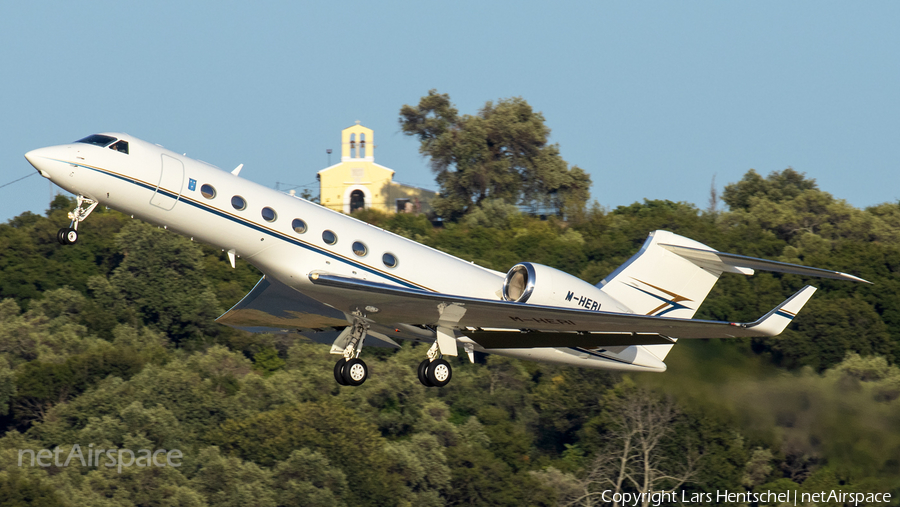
xmin=58 ymin=195 xmax=98 ymax=247
xmin=417 ymin=359 xmax=434 ymax=387
xmin=427 ymin=359 xmax=452 ymax=387
xmin=342 ymin=358 xmax=368 ymax=386
xmin=57 ymin=227 xmax=78 ymax=245
xmin=334 ymin=358 xmax=348 ymax=386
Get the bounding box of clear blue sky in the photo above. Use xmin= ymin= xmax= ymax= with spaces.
xmin=2 ymin=1 xmax=898 ymax=222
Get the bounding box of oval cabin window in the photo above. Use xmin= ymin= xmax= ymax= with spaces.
xmin=231 ymin=195 xmax=247 ymax=211
xmin=261 ymin=207 xmax=277 ymax=222
xmin=292 ymin=219 xmax=307 ymax=234
xmin=323 ymin=230 xmax=337 ymax=245
xmin=352 ymin=241 xmax=367 ymax=257
xmin=383 ymin=252 xmax=398 ymax=268
xmin=200 ymin=184 xmax=216 ymax=199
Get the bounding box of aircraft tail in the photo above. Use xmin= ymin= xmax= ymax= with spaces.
xmin=594 ymin=232 xmax=719 ymax=361
xmin=594 ymin=229 xmax=866 ymax=362
xmin=597 ymin=231 xmax=736 ymax=320
xmin=597 ymin=231 xmax=871 ymax=361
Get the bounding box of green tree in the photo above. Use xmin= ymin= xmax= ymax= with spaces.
xmin=108 ymin=221 xmax=221 ymax=344
xmin=399 ymin=90 xmax=590 ymax=220
xmin=0 ymin=358 xmax=14 ymax=417
xmin=210 ymin=402 xmax=406 ymax=506
xmin=272 ymin=448 xmax=348 ymax=507
xmin=722 ymin=168 xmax=817 ymax=212
xmin=191 ymin=446 xmax=276 ymax=507
xmin=0 ymin=469 xmax=64 ymax=507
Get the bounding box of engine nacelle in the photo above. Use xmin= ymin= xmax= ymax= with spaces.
xmin=501 ymin=262 xmax=630 ymax=313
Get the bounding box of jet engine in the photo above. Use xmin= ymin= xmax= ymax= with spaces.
xmin=501 ymin=262 xmax=629 ymax=313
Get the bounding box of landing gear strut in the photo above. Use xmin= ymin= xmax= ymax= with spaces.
xmin=333 ymin=319 xmax=369 ymax=386
xmin=417 ymin=341 xmax=453 ymax=387
xmin=57 ymin=195 xmax=98 ymax=245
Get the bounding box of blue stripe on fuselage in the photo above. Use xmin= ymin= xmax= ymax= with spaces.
xmin=56 ymin=158 xmax=427 ymax=290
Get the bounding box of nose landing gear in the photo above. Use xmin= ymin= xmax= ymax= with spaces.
xmin=57 ymin=195 xmax=98 ymax=245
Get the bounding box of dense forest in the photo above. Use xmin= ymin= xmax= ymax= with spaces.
xmin=1 ymin=168 xmax=899 ymax=506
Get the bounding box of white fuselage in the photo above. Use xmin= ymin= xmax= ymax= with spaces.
xmin=25 ymin=133 xmax=664 ymax=372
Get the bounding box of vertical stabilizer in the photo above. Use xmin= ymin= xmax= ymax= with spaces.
xmin=597 ymin=231 xmax=732 ymax=361
xmin=598 ymin=231 xmax=728 ymax=319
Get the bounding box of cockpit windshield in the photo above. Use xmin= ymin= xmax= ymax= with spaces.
xmin=76 ymin=134 xmax=117 ymax=147
xmin=109 ymin=140 xmax=129 ymax=154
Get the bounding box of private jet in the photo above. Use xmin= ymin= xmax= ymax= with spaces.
xmin=24 ymin=133 xmax=868 ymax=387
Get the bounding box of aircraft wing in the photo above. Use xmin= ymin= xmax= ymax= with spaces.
xmin=308 ymin=273 xmax=816 ymax=348
xmin=215 ymin=276 xmax=409 ymax=348
xmin=216 ymin=275 xmax=348 ymax=333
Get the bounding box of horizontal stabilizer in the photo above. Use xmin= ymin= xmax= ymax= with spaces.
xmin=660 ymin=244 xmax=870 ymax=283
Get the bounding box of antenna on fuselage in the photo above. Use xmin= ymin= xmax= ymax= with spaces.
xmin=232 ymin=164 xmax=244 ymax=176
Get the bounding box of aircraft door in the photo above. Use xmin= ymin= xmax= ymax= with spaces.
xmin=150 ymin=154 xmax=185 ymax=210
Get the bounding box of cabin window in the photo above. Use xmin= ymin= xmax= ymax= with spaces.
xmin=262 ymin=207 xmax=277 ymax=222
xmin=323 ymin=230 xmax=337 ymax=245
xmin=200 ymin=184 xmax=216 ymax=199
xmin=231 ymin=195 xmax=247 ymax=211
xmin=75 ymin=134 xmax=116 ymax=147
xmin=109 ymin=140 xmax=129 ymax=154
xmin=292 ymin=218 xmax=307 ymax=234
xmin=383 ymin=252 xmax=398 ymax=268
xmin=352 ymin=241 xmax=367 ymax=257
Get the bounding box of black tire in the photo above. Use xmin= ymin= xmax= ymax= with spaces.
xmin=426 ymin=358 xmax=452 ymax=387
xmin=57 ymin=228 xmax=68 ymax=245
xmin=417 ymin=359 xmax=433 ymax=387
xmin=334 ymin=358 xmax=348 ymax=385
xmin=65 ymin=228 xmax=78 ymax=245
xmin=342 ymin=358 xmax=368 ymax=386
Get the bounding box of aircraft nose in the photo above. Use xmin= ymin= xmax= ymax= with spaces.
xmin=24 ymin=147 xmax=56 ymax=178
xmin=24 ymin=149 xmax=38 ymax=165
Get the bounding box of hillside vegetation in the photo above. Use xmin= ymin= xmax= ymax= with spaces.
xmin=0 ymin=169 xmax=899 ymax=506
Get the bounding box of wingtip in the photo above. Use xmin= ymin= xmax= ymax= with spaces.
xmin=839 ymin=272 xmax=872 ymax=284
xmin=745 ymin=285 xmax=817 ymax=336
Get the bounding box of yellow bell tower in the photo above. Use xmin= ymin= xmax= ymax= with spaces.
xmin=341 ymin=121 xmax=374 ymax=161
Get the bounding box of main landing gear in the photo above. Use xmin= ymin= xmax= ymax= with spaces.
xmin=330 ymin=322 xmax=455 ymax=388
xmin=417 ymin=341 xmax=452 ymax=388
xmin=333 ymin=320 xmax=369 ymax=386
xmin=57 ymin=195 xmax=98 ymax=245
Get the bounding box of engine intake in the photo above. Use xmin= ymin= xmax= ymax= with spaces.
xmin=502 ymin=263 xmax=535 ymax=302
xmin=501 ymin=262 xmax=629 ymax=313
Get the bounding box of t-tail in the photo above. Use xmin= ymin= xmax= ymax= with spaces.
xmin=597 ymin=230 xmax=868 ymax=362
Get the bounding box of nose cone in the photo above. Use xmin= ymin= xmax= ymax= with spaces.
xmin=24 ymin=147 xmax=56 ymax=178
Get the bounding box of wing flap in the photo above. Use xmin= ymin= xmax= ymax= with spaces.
xmin=467 ymin=330 xmax=674 ymax=349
